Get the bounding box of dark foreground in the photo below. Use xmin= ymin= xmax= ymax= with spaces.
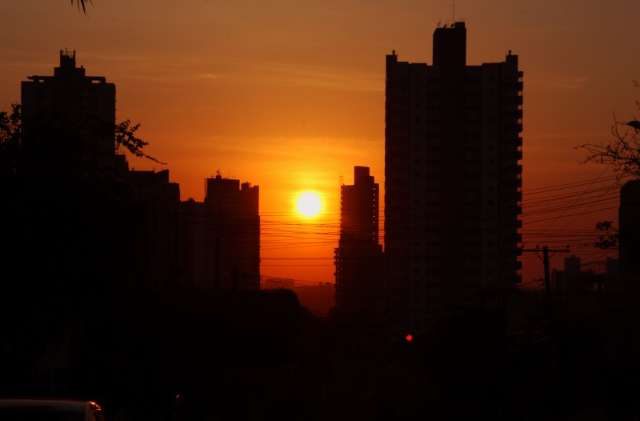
xmin=1 ymin=280 xmax=640 ymax=421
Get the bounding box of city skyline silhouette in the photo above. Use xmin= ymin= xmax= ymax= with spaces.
xmin=1 ymin=1 xmax=636 ymax=284
xmin=2 ymin=3 xmax=640 ymax=420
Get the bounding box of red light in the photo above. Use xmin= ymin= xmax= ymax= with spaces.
xmin=405 ymin=334 xmax=414 ymax=343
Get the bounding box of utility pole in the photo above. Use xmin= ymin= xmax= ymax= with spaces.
xmin=542 ymin=246 xmax=551 ymax=298
xmin=522 ymin=246 xmax=571 ymax=298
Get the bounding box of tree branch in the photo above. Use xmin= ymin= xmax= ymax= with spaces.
xmin=115 ymin=120 xmax=167 ymax=165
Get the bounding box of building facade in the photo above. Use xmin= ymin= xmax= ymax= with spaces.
xmin=13 ymin=50 xmax=180 ymax=291
xmin=127 ymin=170 xmax=181 ymax=288
xmin=552 ymin=255 xmax=596 ymax=294
xmin=385 ymin=22 xmax=523 ymax=329
xmin=335 ymin=167 xmax=384 ymax=317
xmin=21 ymin=50 xmax=126 ymax=174
xmin=181 ymin=174 xmax=260 ymax=291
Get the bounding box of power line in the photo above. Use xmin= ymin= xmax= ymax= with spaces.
xmin=524 ymin=206 xmax=617 ymax=226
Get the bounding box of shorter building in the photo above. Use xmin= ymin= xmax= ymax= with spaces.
xmin=127 ymin=170 xmax=181 ymax=289
xmin=335 ymin=167 xmax=384 ymax=317
xmin=552 ymin=255 xmax=596 ymax=294
xmin=620 ymin=180 xmax=640 ymax=286
xmin=179 ymin=199 xmax=208 ymax=289
xmin=180 ymin=173 xmax=260 ymax=291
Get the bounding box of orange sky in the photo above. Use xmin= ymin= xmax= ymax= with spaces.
xmin=1 ymin=1 xmax=639 ymax=283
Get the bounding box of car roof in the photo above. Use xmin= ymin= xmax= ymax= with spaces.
xmin=0 ymin=399 xmax=102 ymax=412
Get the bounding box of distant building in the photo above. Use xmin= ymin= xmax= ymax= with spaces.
xmin=181 ymin=174 xmax=260 ymax=291
xmin=385 ymin=22 xmax=523 ymax=329
xmin=262 ymin=278 xmax=296 ymax=290
xmin=619 ymin=180 xmax=640 ymax=286
xmin=552 ymin=255 xmax=596 ymax=294
xmin=335 ymin=166 xmax=384 ymax=317
xmin=21 ymin=50 xmax=127 ymax=174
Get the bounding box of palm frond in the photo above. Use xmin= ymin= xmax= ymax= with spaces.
xmin=70 ymin=0 xmax=91 ymax=13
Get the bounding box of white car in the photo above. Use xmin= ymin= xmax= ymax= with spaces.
xmin=0 ymin=399 xmax=105 ymax=421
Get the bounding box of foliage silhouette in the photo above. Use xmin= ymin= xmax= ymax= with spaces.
xmin=115 ymin=120 xmax=166 ymax=165
xmin=0 ymin=104 xmax=21 ymax=175
xmin=579 ymin=92 xmax=637 ymax=252
xmin=580 ymin=94 xmax=640 ymax=178
xmin=70 ymin=0 xmax=91 ymax=13
xmin=0 ymin=104 xmax=164 ymax=171
xmin=594 ymin=220 xmax=619 ymax=250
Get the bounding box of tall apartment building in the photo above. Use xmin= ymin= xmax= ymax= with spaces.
xmin=335 ymin=167 xmax=384 ymax=316
xmin=385 ymin=22 xmax=523 ymax=329
xmin=21 ymin=50 xmax=126 ymax=174
xmin=181 ymin=174 xmax=260 ymax=291
xmin=12 ymin=51 xmax=180 ymax=291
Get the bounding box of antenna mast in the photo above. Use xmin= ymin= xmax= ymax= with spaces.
xmin=452 ymin=0 xmax=456 ymax=23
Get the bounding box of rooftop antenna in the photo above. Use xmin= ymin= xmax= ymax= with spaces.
xmin=452 ymin=0 xmax=456 ymax=23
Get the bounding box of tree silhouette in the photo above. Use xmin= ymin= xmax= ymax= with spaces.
xmin=581 ymin=92 xmax=640 ymax=178
xmin=0 ymin=104 xmax=164 ymax=173
xmin=594 ymin=220 xmax=619 ymax=250
xmin=0 ymin=104 xmax=22 ymax=176
xmin=115 ymin=120 xmax=166 ymax=165
xmin=579 ymin=93 xmax=638 ymax=251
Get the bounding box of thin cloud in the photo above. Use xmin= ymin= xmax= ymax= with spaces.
xmin=252 ymin=62 xmax=384 ymax=93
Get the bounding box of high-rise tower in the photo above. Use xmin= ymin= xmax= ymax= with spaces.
xmin=21 ymin=50 xmax=121 ymax=173
xmin=335 ymin=167 xmax=383 ymax=316
xmin=385 ymin=22 xmax=523 ymax=329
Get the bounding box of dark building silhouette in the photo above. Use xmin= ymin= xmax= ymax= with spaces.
xmin=127 ymin=169 xmax=181 ymax=288
xmin=552 ymin=255 xmax=597 ymax=294
xmin=12 ymin=51 xmax=180 ymax=290
xmin=619 ymin=180 xmax=640 ymax=286
xmin=606 ymin=257 xmax=620 ymax=290
xmin=21 ymin=50 xmax=126 ymax=174
xmin=180 ymin=199 xmax=208 ymax=288
xmin=385 ymin=22 xmax=523 ymax=329
xmin=335 ymin=166 xmax=383 ymax=316
xmin=180 ymin=174 xmax=260 ymax=290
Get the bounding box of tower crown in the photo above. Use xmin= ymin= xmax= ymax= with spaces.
xmin=433 ymin=21 xmax=467 ymax=68
xmin=59 ymin=49 xmax=76 ymax=68
xmin=55 ymin=49 xmax=85 ymax=78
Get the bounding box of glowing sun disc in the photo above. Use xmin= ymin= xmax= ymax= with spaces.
xmin=295 ymin=191 xmax=323 ymax=218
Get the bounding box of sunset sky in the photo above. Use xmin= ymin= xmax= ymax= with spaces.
xmin=1 ymin=0 xmax=639 ymax=283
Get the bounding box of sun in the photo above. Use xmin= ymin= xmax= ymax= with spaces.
xmin=295 ymin=191 xmax=323 ymax=219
